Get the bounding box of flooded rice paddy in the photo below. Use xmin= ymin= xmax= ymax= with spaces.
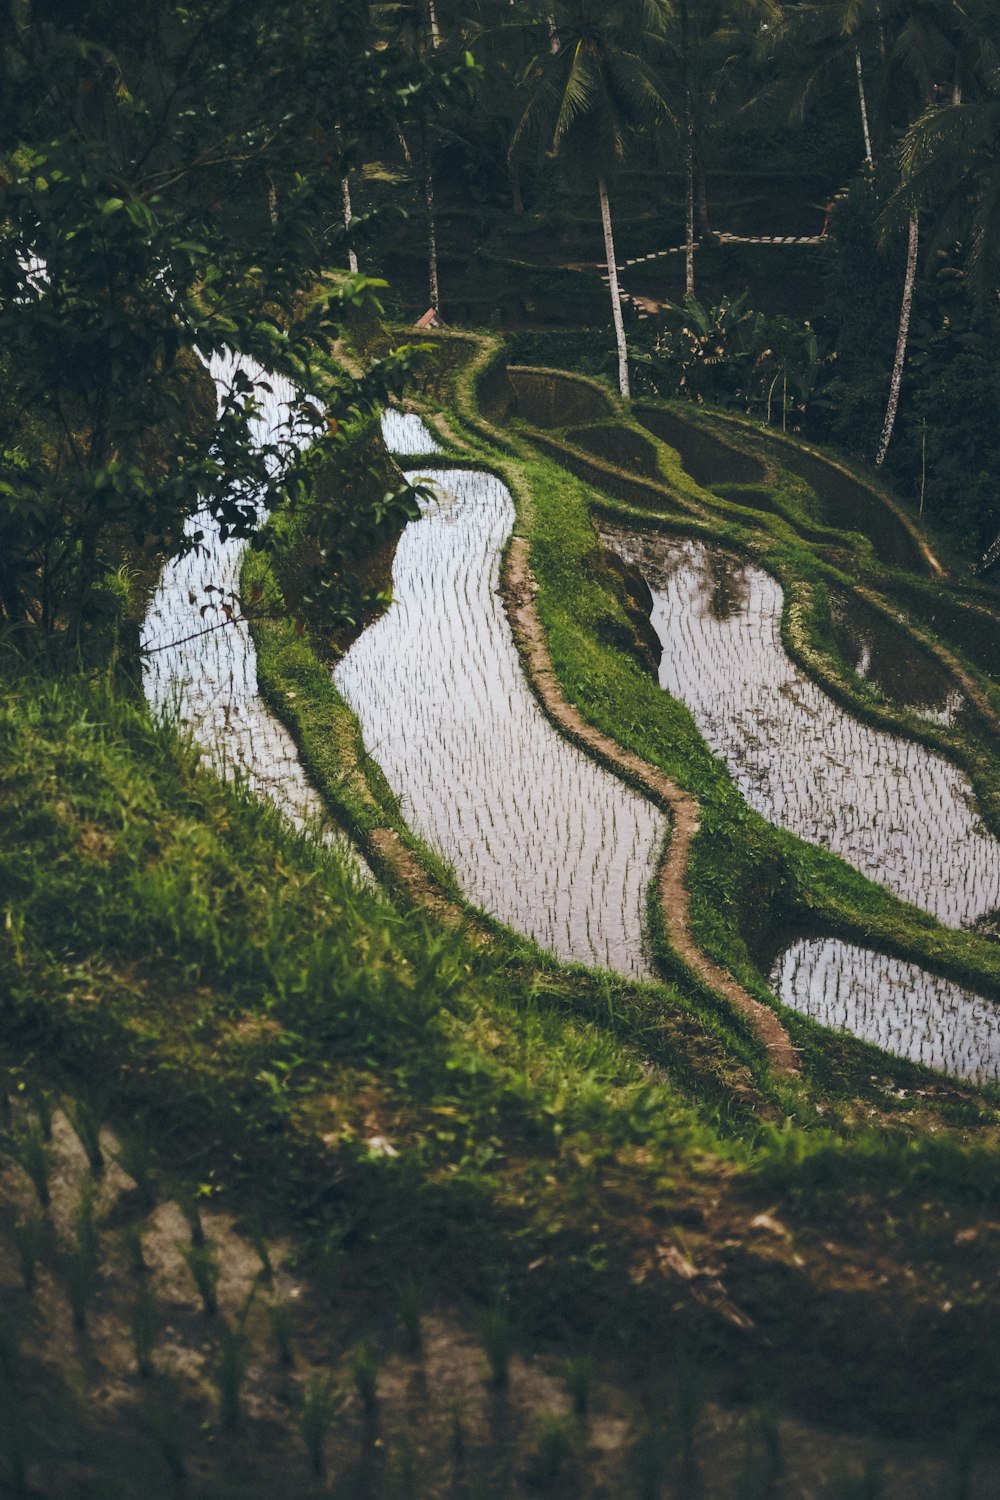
xmin=602 ymin=528 xmax=1000 ymax=1080
xmin=142 ymin=355 xmax=359 ymax=858
xmin=829 ymin=589 xmax=966 ymax=726
xmin=334 ymin=419 xmax=666 ymax=977
xmin=601 ymin=525 xmax=1000 ymax=1078
xmin=601 ymin=528 xmax=1000 ymax=931
xmin=772 ymin=939 xmax=999 ymax=1086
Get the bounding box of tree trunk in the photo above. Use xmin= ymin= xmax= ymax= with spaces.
xmin=855 ymin=48 xmax=874 ymax=167
xmin=696 ymin=159 xmax=713 ymax=240
xmin=342 ymin=174 xmax=358 ymax=274
xmin=680 ymin=0 xmax=695 ymax=297
xmin=548 ymin=14 xmax=559 ymax=54
xmin=426 ymin=0 xmax=440 ymax=48
xmin=423 ymin=121 xmax=440 ymax=312
xmin=599 ymin=176 xmax=630 ymax=400
xmin=267 ymin=174 xmax=277 ymax=228
xmin=875 ymin=210 xmax=918 ymax=468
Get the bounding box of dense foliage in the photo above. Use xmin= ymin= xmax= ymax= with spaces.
xmin=2 ymin=0 xmax=999 ymax=624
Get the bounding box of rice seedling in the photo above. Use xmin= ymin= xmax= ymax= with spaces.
xmin=13 ymin=1121 xmax=51 ymax=1208
xmin=266 ymin=1296 xmax=295 ymax=1367
xmin=130 ymin=1284 xmax=160 ymax=1377
xmin=351 ymin=1339 xmax=380 ymax=1417
xmin=480 ymin=1293 xmax=511 ymax=1391
xmin=299 ymin=1373 xmax=341 ymax=1476
xmin=65 ymin=1095 xmax=105 ymax=1176
xmin=215 ymin=1323 xmax=247 ymax=1429
xmin=12 ymin=1210 xmax=42 ymax=1293
xmin=179 ymin=1238 xmax=220 ymax=1314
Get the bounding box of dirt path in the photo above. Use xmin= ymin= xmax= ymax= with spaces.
xmin=501 ymin=535 xmax=800 ymax=1077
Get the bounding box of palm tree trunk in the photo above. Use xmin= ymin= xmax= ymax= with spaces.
xmin=875 ymin=210 xmax=918 ymax=468
xmin=423 ymin=121 xmax=440 ymax=312
xmin=599 ymin=176 xmax=630 ymax=400
xmin=342 ymin=173 xmax=358 ymax=274
xmin=855 ymin=48 xmax=874 ymax=167
xmin=424 ymin=1 xmax=441 ymax=311
xmin=680 ymin=0 xmax=695 ymax=296
xmin=696 ymin=159 xmax=713 ymax=240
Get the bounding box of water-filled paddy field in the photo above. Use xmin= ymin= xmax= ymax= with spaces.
xmin=143 ymin=360 xmax=999 ymax=1085
xmin=601 ymin=526 xmax=1000 ymax=930
xmin=601 ymin=522 xmax=1000 ymax=1081
xmin=334 ymin=417 xmax=666 ymax=977
xmin=772 ymin=938 xmax=1000 ymax=1085
xmin=142 ymin=356 xmax=356 ymax=855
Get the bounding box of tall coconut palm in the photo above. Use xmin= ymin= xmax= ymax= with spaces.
xmin=871 ymin=0 xmax=1000 ymax=464
xmin=886 ymin=51 xmax=1000 ymax=559
xmin=770 ymin=0 xmax=996 ymax=465
xmin=668 ymin=0 xmax=776 ymax=296
xmin=511 ymin=0 xmax=672 ymax=399
xmin=372 ymin=1 xmax=446 ymax=312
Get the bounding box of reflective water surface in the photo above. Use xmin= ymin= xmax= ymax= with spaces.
xmin=335 ymin=427 xmax=666 ymax=977
xmin=772 ymin=938 xmax=999 ymax=1085
xmin=602 ymin=528 xmax=1000 ymax=929
xmin=829 ymin=589 xmax=966 ymax=727
xmin=380 ymin=409 xmax=442 ymax=457
xmin=142 ymin=355 xmax=361 ymax=860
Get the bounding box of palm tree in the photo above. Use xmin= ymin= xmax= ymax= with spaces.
xmin=770 ymin=0 xmax=997 ymax=465
xmin=871 ymin=0 xmax=1000 ymax=464
xmin=372 ymin=1 xmax=446 ymax=312
xmin=885 ymin=52 xmax=1000 ymax=559
xmin=669 ymin=0 xmax=777 ymax=296
xmin=511 ymin=0 xmax=672 ymax=399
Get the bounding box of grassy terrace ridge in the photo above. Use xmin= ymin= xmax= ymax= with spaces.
xmin=4 ymin=342 xmax=1000 ymax=1494
xmin=389 ymin=331 xmax=1000 ymax=1032
xmin=246 ymin=325 xmax=1000 ymax=1113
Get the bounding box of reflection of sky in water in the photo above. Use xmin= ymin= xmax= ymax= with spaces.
xmin=772 ymin=938 xmax=999 ymax=1085
xmin=603 ymin=529 xmax=1000 ymax=931
xmin=380 ymin=409 xmax=442 ymax=457
xmin=142 ymin=354 xmax=364 ymax=870
xmin=335 ymin=422 xmax=665 ymax=978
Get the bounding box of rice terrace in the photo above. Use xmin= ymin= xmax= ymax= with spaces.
xmin=3 ymin=2 xmax=1000 ymax=1496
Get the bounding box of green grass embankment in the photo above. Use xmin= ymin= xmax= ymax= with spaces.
xmin=407 ymin=332 xmax=1000 ymax=1115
